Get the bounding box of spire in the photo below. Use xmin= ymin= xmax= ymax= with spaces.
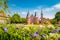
xmin=41 ymin=9 xmax=43 ymax=18
xmin=31 ymin=14 xmax=33 ymax=16
xmin=35 ymin=12 xmax=37 ymax=17
xmin=41 ymin=9 xmax=43 ymax=24
xmin=26 ymin=11 xmax=29 ymax=18
xmin=41 ymin=9 xmax=43 ymax=16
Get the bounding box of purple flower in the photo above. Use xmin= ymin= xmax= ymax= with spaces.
xmin=52 ymin=28 xmax=60 ymax=33
xmin=30 ymin=34 xmax=34 ymax=38
xmin=42 ymin=34 xmax=46 ymax=38
xmin=58 ymin=38 xmax=60 ymax=40
xmin=4 ymin=27 xmax=8 ymax=32
xmin=16 ymin=28 xmax=19 ymax=30
xmin=34 ymin=32 xmax=39 ymax=36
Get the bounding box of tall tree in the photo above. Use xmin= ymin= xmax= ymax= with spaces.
xmin=55 ymin=11 xmax=60 ymax=21
xmin=20 ymin=18 xmax=26 ymax=23
xmin=11 ymin=13 xmax=21 ymax=23
xmin=55 ymin=11 xmax=60 ymax=24
xmin=0 ymin=0 xmax=9 ymax=13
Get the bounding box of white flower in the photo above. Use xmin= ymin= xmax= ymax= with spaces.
xmin=49 ymin=33 xmax=58 ymax=37
xmin=47 ymin=25 xmax=55 ymax=29
xmin=39 ymin=25 xmax=45 ymax=28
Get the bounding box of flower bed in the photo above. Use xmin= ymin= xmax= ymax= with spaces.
xmin=0 ymin=24 xmax=60 ymax=40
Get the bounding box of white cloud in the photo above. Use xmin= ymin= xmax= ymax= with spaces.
xmin=33 ymin=9 xmax=41 ymax=13
xmin=21 ymin=12 xmax=27 ymax=15
xmin=33 ymin=9 xmax=38 ymax=12
xmin=32 ymin=3 xmax=60 ymax=19
xmin=18 ymin=3 xmax=60 ymax=19
xmin=53 ymin=3 xmax=60 ymax=9
xmin=44 ymin=7 xmax=54 ymax=12
xmin=43 ymin=3 xmax=60 ymax=12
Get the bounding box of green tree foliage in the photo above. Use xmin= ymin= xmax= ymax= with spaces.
xmin=55 ymin=11 xmax=60 ymax=21
xmin=51 ymin=19 xmax=57 ymax=24
xmin=11 ymin=14 xmax=20 ymax=23
xmin=0 ymin=0 xmax=9 ymax=9
xmin=0 ymin=10 xmax=5 ymax=14
xmin=4 ymin=0 xmax=9 ymax=8
xmin=0 ymin=0 xmax=9 ymax=14
xmin=20 ymin=18 xmax=26 ymax=23
xmin=10 ymin=13 xmax=26 ymax=23
xmin=52 ymin=11 xmax=60 ymax=24
xmin=0 ymin=1 xmax=2 ymax=6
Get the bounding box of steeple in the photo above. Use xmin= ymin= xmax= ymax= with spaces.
xmin=31 ymin=14 xmax=33 ymax=17
xmin=41 ymin=9 xmax=43 ymax=24
xmin=35 ymin=12 xmax=37 ymax=17
xmin=26 ymin=11 xmax=29 ymax=18
xmin=41 ymin=9 xmax=43 ymax=18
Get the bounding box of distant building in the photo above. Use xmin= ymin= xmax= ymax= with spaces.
xmin=26 ymin=11 xmax=39 ymax=24
xmin=0 ymin=11 xmax=9 ymax=24
xmin=40 ymin=18 xmax=51 ymax=24
xmin=40 ymin=10 xmax=51 ymax=24
xmin=26 ymin=10 xmax=51 ymax=24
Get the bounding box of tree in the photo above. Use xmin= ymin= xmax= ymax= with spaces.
xmin=51 ymin=19 xmax=57 ymax=24
xmin=11 ymin=14 xmax=20 ymax=23
xmin=20 ymin=18 xmax=26 ymax=23
xmin=0 ymin=0 xmax=10 ymax=14
xmin=0 ymin=0 xmax=9 ymax=10
xmin=4 ymin=0 xmax=9 ymax=8
xmin=55 ymin=11 xmax=60 ymax=21
xmin=0 ymin=1 xmax=2 ymax=6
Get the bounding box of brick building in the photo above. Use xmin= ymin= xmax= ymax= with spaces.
xmin=26 ymin=11 xmax=39 ymax=24
xmin=26 ymin=10 xmax=51 ymax=24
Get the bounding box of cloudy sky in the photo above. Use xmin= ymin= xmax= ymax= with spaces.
xmin=8 ymin=0 xmax=60 ymax=19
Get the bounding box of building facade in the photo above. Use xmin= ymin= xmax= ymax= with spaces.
xmin=0 ymin=11 xmax=9 ymax=24
xmin=26 ymin=11 xmax=39 ymax=24
xmin=26 ymin=10 xmax=51 ymax=24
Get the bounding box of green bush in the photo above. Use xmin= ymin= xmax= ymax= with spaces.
xmin=0 ymin=24 xmax=60 ymax=40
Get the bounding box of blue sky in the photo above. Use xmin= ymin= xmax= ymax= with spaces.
xmin=8 ymin=0 xmax=60 ymax=19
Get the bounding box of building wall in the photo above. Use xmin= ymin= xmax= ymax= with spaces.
xmin=33 ymin=17 xmax=39 ymax=24
xmin=0 ymin=17 xmax=9 ymax=24
xmin=26 ymin=16 xmax=51 ymax=24
xmin=26 ymin=16 xmax=39 ymax=24
xmin=26 ymin=17 xmax=31 ymax=24
xmin=42 ymin=18 xmax=51 ymax=24
xmin=26 ymin=11 xmax=51 ymax=24
xmin=0 ymin=20 xmax=6 ymax=24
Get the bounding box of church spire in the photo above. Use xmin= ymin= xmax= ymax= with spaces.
xmin=35 ymin=12 xmax=37 ymax=17
xmin=26 ymin=11 xmax=29 ymax=18
xmin=41 ymin=9 xmax=43 ymax=18
xmin=41 ymin=9 xmax=43 ymax=24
